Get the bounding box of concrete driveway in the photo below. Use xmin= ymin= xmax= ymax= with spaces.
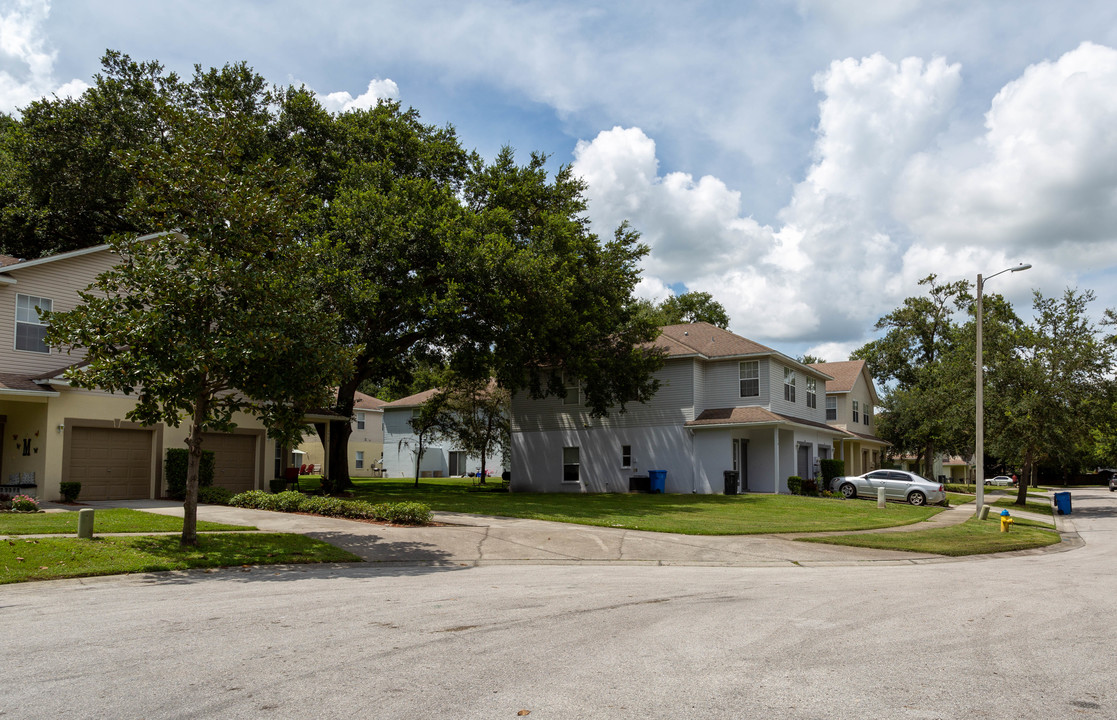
xmin=71 ymin=492 xmax=1070 ymax=567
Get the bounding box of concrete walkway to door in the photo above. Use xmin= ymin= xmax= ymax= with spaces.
xmin=56 ymin=492 xmax=1074 ymax=568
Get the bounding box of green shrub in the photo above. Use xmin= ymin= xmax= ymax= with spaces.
xmin=269 ymin=478 xmax=288 ymax=493
xmin=230 ymin=490 xmax=272 ymax=509
xmin=945 ymin=483 xmax=975 ymax=493
xmin=820 ymin=459 xmax=845 ymax=484
xmin=198 ymin=486 xmax=234 ymax=505
xmin=59 ymin=481 xmax=81 ymax=502
xmin=786 ymin=476 xmax=803 ymax=495
xmin=271 ymin=491 xmax=306 ymax=513
xmin=10 ymin=494 xmax=39 ymax=512
xmin=378 ymin=501 xmax=433 ymax=525
xmin=165 ymin=448 xmax=216 ymax=499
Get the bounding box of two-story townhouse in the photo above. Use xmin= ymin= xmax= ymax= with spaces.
xmin=297 ymin=390 xmax=386 ymax=476
xmin=0 ymin=242 xmax=319 ymax=501
xmin=381 ymin=388 xmax=508 ymax=479
xmin=807 ymin=360 xmax=888 ymax=475
xmin=511 ymin=323 xmax=844 ymax=494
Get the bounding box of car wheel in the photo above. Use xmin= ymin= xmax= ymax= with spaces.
xmin=840 ymin=483 xmax=857 ymax=499
xmin=983 ymin=480 xmax=991 ymax=486
xmin=908 ymin=491 xmax=926 ymax=506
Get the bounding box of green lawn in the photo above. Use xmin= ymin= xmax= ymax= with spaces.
xmin=797 ymin=516 xmax=1061 ymax=556
xmin=0 ymin=508 xmax=254 ymax=535
xmin=991 ymin=498 xmax=1054 ymax=516
xmin=945 ymin=492 xmax=974 ymax=506
xmin=1 ymin=533 xmax=360 ymax=584
xmin=310 ymin=477 xmax=945 ymax=535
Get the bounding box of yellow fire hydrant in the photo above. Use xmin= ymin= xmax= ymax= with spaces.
xmin=1000 ymin=509 xmax=1014 ymax=533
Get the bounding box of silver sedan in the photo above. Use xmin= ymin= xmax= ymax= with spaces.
xmin=831 ymin=469 xmax=946 ymax=506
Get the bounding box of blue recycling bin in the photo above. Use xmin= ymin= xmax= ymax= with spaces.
xmin=1054 ymin=491 xmax=1072 ymax=515
xmin=648 ymin=470 xmax=667 ymax=493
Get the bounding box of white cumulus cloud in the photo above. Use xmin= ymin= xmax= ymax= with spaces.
xmin=316 ymin=78 xmax=399 ymax=113
xmin=0 ymin=0 xmax=88 ymax=113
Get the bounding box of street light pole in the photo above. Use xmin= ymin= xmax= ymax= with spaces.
xmin=975 ymin=263 xmax=1031 ymax=516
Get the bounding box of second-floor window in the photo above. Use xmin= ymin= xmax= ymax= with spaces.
xmin=825 ymin=396 xmax=837 ymax=420
xmin=806 ymin=377 xmax=817 ymax=408
xmin=15 ymin=294 xmax=52 ymax=354
xmin=852 ymin=400 xmax=859 ymax=423
xmin=864 ymin=404 xmax=872 ymax=426
xmin=356 ymin=412 xmax=366 ymax=430
xmin=563 ymin=371 xmax=579 ymax=405
xmin=783 ymin=367 xmax=796 ymax=403
xmin=739 ymin=361 xmax=759 ymax=397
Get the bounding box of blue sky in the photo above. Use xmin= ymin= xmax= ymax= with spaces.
xmin=4 ymin=0 xmax=1117 ymax=358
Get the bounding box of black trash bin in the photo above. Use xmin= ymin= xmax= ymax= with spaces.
xmin=724 ymin=470 xmax=740 ymax=495
xmin=629 ymin=475 xmax=650 ymax=493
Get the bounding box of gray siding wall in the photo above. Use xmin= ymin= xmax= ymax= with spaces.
xmin=0 ymin=250 xmax=117 ymax=377
xmin=382 ymin=407 xmax=506 ymax=478
xmin=698 ymin=358 xmax=770 ymax=412
xmin=511 ymin=358 xmax=695 ymax=433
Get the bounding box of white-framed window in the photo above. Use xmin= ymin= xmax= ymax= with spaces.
xmin=355 ymin=450 xmax=365 ymax=469
xmin=783 ymin=367 xmax=796 ymax=403
xmin=825 ymin=396 xmax=837 ymax=420
xmin=852 ymin=400 xmax=859 ymax=423
xmin=563 ymin=446 xmax=580 ymax=482
xmin=864 ymin=404 xmax=872 ymax=426
xmin=806 ymin=377 xmax=817 ymax=409
xmin=356 ymin=412 xmax=366 ymax=430
xmin=563 ymin=371 xmax=579 ymax=405
xmin=621 ymin=444 xmax=632 ymax=468
xmin=739 ymin=361 xmax=759 ymax=397
xmin=15 ymin=294 xmax=52 ymax=354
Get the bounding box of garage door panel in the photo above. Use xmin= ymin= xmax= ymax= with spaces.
xmin=203 ymin=433 xmax=257 ymax=494
xmin=68 ymin=427 xmax=153 ymax=501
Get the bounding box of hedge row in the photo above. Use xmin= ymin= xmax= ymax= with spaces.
xmin=229 ymin=490 xmax=432 ymax=525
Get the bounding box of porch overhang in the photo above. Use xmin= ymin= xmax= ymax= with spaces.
xmin=685 ymin=407 xmax=845 ymax=437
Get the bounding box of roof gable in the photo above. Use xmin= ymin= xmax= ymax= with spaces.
xmin=653 ymin=323 xmax=832 ymax=379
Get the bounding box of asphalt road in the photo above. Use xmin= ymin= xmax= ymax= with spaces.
xmin=3 ymin=488 xmax=1113 ymax=719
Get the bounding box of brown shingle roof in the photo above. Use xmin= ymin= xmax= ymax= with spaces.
xmin=383 ymin=387 xmax=442 ymax=409
xmin=0 ymin=373 xmax=54 ymax=392
xmin=686 ymin=407 xmax=842 ymax=434
xmin=655 ymin=322 xmax=777 ymax=358
xmin=808 ymin=360 xmax=864 ymax=393
xmin=0 ymin=255 xmax=22 ymax=267
xmin=353 ymin=390 xmax=388 ymax=411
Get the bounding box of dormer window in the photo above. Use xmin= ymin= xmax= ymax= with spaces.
xmin=783 ymin=367 xmax=796 ymax=403
xmin=15 ymin=294 xmax=52 ymax=354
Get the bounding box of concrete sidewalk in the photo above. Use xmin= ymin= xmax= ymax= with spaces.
xmin=44 ymin=496 xmax=1073 ymax=568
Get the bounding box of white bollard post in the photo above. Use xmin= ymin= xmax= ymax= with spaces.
xmin=877 ymin=487 xmax=886 ymax=508
xmin=77 ymin=508 xmax=95 ymax=538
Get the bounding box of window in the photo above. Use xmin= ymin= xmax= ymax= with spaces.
xmin=621 ymin=444 xmax=632 ymax=468
xmin=825 ymin=396 xmax=837 ymax=420
xmin=864 ymin=404 xmax=872 ymax=426
xmin=806 ymin=377 xmax=817 ymax=408
xmin=852 ymin=400 xmax=859 ymax=423
xmin=563 ymin=371 xmax=579 ymax=405
xmin=355 ymin=450 xmax=365 ymax=469
xmin=783 ymin=367 xmax=796 ymax=403
xmin=356 ymin=412 xmax=366 ymax=430
xmin=563 ymin=446 xmax=580 ymax=482
xmin=15 ymin=294 xmax=52 ymax=354
xmin=739 ymin=361 xmax=759 ymax=397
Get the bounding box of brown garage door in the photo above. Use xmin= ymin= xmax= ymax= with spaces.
xmin=203 ymin=433 xmax=257 ymax=493
xmin=68 ymin=427 xmax=153 ymax=500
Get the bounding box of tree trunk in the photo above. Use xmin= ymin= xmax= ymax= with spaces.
xmin=182 ymin=392 xmax=209 ymax=547
xmin=1015 ymin=446 xmax=1033 ymax=505
xmin=325 ymin=376 xmax=361 ymax=492
xmin=924 ymin=440 xmax=936 ymax=480
xmin=414 ymin=432 xmax=425 ymax=488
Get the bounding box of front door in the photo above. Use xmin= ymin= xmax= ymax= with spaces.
xmin=797 ymin=444 xmax=809 ymax=480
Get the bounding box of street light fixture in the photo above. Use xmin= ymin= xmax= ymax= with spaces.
xmin=975 ymin=262 xmax=1032 ymax=515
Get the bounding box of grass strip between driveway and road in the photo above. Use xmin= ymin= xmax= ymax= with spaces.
xmin=307 ymin=477 xmax=946 ymax=535
xmin=1 ymin=533 xmax=361 ymax=584
xmin=0 ymin=508 xmax=254 ymax=535
xmin=991 ymin=498 xmax=1054 ymax=516
xmin=797 ymin=516 xmax=1061 ymax=556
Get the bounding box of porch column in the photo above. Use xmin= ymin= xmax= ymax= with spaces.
xmin=772 ymin=427 xmax=780 ymax=494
